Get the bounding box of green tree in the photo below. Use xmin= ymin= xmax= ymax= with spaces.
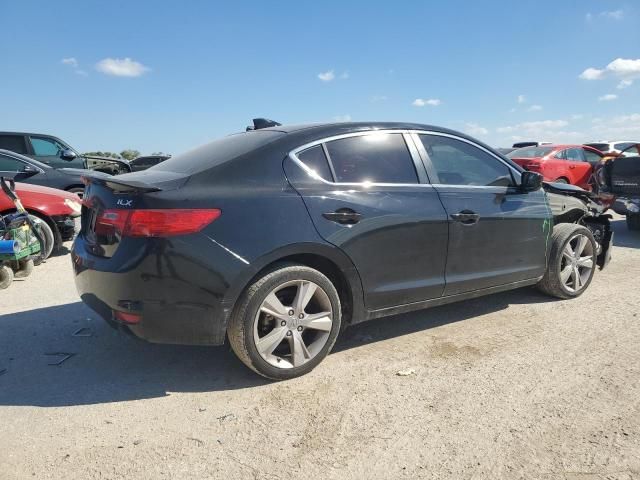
xmin=119 ymin=149 xmax=141 ymax=160
xmin=83 ymin=151 xmax=122 ymax=159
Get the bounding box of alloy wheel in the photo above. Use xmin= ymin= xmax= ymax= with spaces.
xmin=253 ymin=280 xmax=333 ymax=369
xmin=560 ymin=233 xmax=594 ymax=292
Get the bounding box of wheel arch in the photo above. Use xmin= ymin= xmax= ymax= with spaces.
xmin=0 ymin=208 xmax=61 ymax=249
xmin=221 ymin=242 xmax=365 ymax=331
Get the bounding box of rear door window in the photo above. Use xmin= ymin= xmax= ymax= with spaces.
xmin=0 ymin=135 xmax=28 ymax=154
xmin=565 ymin=148 xmax=586 ymax=162
xmin=297 ymin=145 xmax=333 ymax=181
xmin=325 ymin=133 xmax=418 ymax=184
xmin=419 ymin=134 xmax=514 ymax=187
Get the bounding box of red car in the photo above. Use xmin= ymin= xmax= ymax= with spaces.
xmin=506 ymin=144 xmax=603 ymax=189
xmin=0 ymin=182 xmax=81 ymax=251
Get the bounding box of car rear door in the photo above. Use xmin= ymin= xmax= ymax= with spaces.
xmin=284 ymin=131 xmax=449 ymax=311
xmin=415 ymin=133 xmax=550 ymax=296
xmin=564 ymin=148 xmax=592 ymax=188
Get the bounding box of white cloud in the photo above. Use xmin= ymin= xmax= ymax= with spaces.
xmin=579 ymin=67 xmax=605 ymax=80
xmin=579 ymin=58 xmax=640 ymax=82
xmin=61 ymin=57 xmax=78 ymax=67
xmin=571 ymin=114 xmax=584 ymax=120
xmin=517 ymin=95 xmax=526 ymax=104
xmin=95 ymin=57 xmax=150 ymax=77
xmin=587 ymin=113 xmax=640 ymax=138
xmin=598 ymin=93 xmax=618 ymax=101
xmin=586 ymin=10 xmax=624 ymax=21
xmin=617 ymin=79 xmax=633 ymax=89
xmin=413 ymin=98 xmax=441 ymax=107
xmin=318 ymin=70 xmax=335 ymax=82
xmin=464 ymin=123 xmax=489 ymax=136
xmin=497 ymin=120 xmax=569 ymax=134
xmin=333 ymin=114 xmax=352 ymax=122
xmin=528 ymin=104 xmax=543 ymax=111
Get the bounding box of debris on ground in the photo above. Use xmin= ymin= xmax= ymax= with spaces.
xmin=45 ymin=353 xmax=75 ymax=366
xmin=72 ymin=327 xmax=92 ymax=337
xmin=396 ymin=368 xmax=416 ymax=377
xmin=217 ymin=413 xmax=237 ymax=424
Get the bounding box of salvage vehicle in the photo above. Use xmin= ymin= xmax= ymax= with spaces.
xmin=72 ymin=121 xmax=612 ymax=380
xmin=0 ymin=132 xmax=131 ymax=176
xmin=594 ymin=143 xmax=640 ymax=230
xmin=507 ymin=144 xmax=603 ymax=189
xmin=129 ymin=155 xmax=171 ymax=172
xmin=0 ymin=181 xmax=81 ymax=253
xmin=0 ymin=149 xmax=85 ymax=196
xmin=585 ymin=140 xmax=640 ymax=157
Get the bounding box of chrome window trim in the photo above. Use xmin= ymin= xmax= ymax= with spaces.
xmin=288 ymin=129 xmax=522 ymax=188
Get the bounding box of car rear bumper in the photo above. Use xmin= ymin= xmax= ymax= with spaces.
xmin=71 ymin=236 xmax=229 ymax=345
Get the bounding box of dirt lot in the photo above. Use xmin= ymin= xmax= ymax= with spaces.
xmin=1 ymin=215 xmax=639 ymax=480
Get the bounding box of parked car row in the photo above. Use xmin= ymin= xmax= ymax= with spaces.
xmin=0 ymin=131 xmax=169 ymax=197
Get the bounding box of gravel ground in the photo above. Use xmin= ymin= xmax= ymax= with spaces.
xmin=1 ymin=215 xmax=639 ymax=479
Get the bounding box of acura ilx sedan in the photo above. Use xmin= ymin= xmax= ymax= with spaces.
xmin=72 ymin=121 xmax=612 ymax=379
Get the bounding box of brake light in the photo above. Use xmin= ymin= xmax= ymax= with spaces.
xmin=114 ymin=310 xmax=142 ymax=324
xmin=96 ymin=209 xmax=221 ymax=237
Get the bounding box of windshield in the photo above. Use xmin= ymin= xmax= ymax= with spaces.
xmin=618 ymin=143 xmax=640 ymax=157
xmin=507 ymin=146 xmax=555 ymax=159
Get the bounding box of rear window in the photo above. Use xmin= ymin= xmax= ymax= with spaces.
xmin=155 ymin=131 xmax=285 ymax=174
xmin=507 ymin=147 xmax=554 ymax=158
xmin=297 ymin=145 xmax=333 ymax=181
xmin=325 ymin=133 xmax=418 ymax=184
xmin=584 ymin=143 xmax=609 ymax=152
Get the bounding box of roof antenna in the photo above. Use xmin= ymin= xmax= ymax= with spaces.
xmin=246 ymin=118 xmax=282 ymax=131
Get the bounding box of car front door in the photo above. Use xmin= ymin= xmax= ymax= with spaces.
xmin=284 ymin=131 xmax=449 ymax=311
xmin=28 ymin=136 xmax=85 ymax=169
xmin=416 ymin=133 xmax=550 ymax=296
xmin=0 ymin=153 xmax=46 ymax=185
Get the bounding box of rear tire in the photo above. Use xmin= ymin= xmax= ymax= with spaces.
xmin=228 ymin=264 xmax=342 ymax=380
xmin=29 ymin=215 xmax=54 ymax=263
xmin=627 ymin=213 xmax=640 ymax=231
xmin=0 ymin=265 xmax=14 ymax=289
xmin=537 ymin=224 xmax=597 ymax=299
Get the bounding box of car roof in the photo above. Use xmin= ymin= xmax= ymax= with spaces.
xmin=0 ymin=148 xmax=52 ymax=169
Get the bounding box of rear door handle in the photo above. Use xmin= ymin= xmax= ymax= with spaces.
xmin=450 ymin=210 xmax=480 ymax=225
xmin=323 ymin=208 xmax=362 ymax=225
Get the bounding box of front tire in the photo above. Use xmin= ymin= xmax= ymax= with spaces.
xmin=29 ymin=215 xmax=55 ymax=263
xmin=228 ymin=265 xmax=342 ymax=380
xmin=627 ymin=213 xmax=640 ymax=231
xmin=537 ymin=224 xmax=597 ymax=299
xmin=0 ymin=265 xmax=14 ymax=289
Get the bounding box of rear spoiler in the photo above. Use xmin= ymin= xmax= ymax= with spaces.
xmin=81 ymin=170 xmax=162 ymax=193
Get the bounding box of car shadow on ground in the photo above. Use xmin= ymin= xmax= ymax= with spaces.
xmin=609 ymin=218 xmax=640 ymax=249
xmin=0 ymin=285 xmax=558 ymax=408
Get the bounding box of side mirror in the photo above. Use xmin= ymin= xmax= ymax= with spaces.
xmin=61 ymin=149 xmax=77 ymax=160
xmin=520 ymin=171 xmax=543 ymax=193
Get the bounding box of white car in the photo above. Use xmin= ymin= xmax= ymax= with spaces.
xmin=584 ymin=140 xmax=640 ymax=156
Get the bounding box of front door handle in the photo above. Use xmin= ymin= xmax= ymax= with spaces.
xmin=450 ymin=210 xmax=480 ymax=225
xmin=323 ymin=208 xmax=362 ymax=225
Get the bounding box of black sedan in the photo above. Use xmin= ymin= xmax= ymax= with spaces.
xmin=72 ymin=121 xmax=611 ymax=380
xmin=0 ymin=149 xmax=85 ymax=196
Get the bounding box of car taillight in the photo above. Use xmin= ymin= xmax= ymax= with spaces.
xmin=95 ymin=208 xmax=221 ymax=237
xmin=525 ymin=162 xmax=541 ymax=169
xmin=114 ymin=310 xmax=142 ymax=324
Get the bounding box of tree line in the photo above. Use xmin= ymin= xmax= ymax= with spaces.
xmin=82 ymin=150 xmax=169 ymax=160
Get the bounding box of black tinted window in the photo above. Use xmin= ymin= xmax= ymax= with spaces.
xmin=565 ymin=148 xmax=585 ymax=162
xmin=0 ymin=135 xmax=28 ymax=154
xmin=420 ymin=135 xmax=514 ymax=187
xmin=297 ymin=145 xmax=333 ymax=181
xmin=325 ymin=133 xmax=418 ymax=183
xmin=156 ymin=131 xmax=284 ymax=174
xmin=0 ymin=154 xmax=24 ymax=172
xmin=583 ymin=149 xmax=602 ymax=165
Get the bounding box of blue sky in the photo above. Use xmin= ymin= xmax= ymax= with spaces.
xmin=1 ymin=1 xmax=639 ymax=154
